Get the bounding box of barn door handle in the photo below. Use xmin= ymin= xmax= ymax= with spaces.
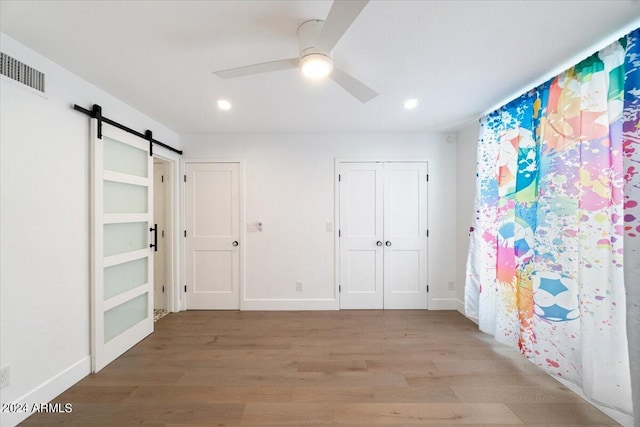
xmin=232 ymin=241 xmax=239 ymax=247
xmin=150 ymin=224 xmax=158 ymax=252
xmin=385 ymin=241 xmax=392 ymax=247
xmin=376 ymin=241 xmax=382 ymax=246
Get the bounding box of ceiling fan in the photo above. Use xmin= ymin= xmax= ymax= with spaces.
xmin=213 ymin=0 xmax=378 ymax=103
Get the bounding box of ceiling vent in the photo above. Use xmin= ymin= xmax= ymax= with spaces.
xmin=1 ymin=52 xmax=45 ymax=93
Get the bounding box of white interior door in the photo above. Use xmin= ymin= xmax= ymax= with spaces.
xmin=185 ymin=162 xmax=240 ymax=309
xmin=383 ymin=162 xmax=429 ymax=309
xmin=339 ymin=162 xmax=384 ymax=309
xmin=91 ymin=120 xmax=154 ymax=372
xmin=153 ymin=161 xmax=167 ymax=310
xmin=339 ymin=161 xmax=428 ymax=309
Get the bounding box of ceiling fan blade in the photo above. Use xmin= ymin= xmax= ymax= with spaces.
xmin=315 ymin=0 xmax=368 ymax=53
xmin=214 ymin=58 xmax=298 ymax=79
xmin=331 ymin=67 xmax=378 ymax=103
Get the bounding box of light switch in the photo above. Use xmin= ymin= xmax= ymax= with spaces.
xmin=326 ymin=222 xmax=333 ymax=232
xmin=247 ymin=222 xmax=263 ymax=232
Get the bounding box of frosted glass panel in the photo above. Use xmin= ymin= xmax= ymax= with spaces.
xmin=104 ymin=258 xmax=148 ymax=300
xmin=104 ymin=293 xmax=148 ymax=343
xmin=103 ymin=136 xmax=147 ymax=177
xmin=104 ymin=181 xmax=147 ymax=214
xmin=104 ymin=222 xmax=147 ymax=257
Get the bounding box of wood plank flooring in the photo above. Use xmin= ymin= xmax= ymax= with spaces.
xmin=22 ymin=310 xmax=619 ymax=426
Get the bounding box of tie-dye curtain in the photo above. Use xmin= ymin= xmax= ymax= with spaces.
xmin=465 ymin=28 xmax=639 ymax=417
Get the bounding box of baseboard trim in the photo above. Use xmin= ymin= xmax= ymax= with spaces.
xmin=429 ymin=298 xmax=458 ymax=310
xmin=242 ymin=299 xmax=339 ymax=311
xmin=242 ymin=298 xmax=464 ymax=311
xmin=1 ymin=356 xmax=90 ymax=427
xmin=456 ymin=299 xmax=465 ymax=315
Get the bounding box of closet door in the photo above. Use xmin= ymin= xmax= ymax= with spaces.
xmin=338 ymin=161 xmax=429 ymax=309
xmin=91 ymin=121 xmax=154 ymax=372
xmin=339 ymin=162 xmax=384 ymax=309
xmin=383 ymin=162 xmax=429 ymax=309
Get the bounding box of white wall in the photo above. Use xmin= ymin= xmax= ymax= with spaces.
xmin=181 ymin=133 xmax=458 ymax=310
xmin=455 ymin=121 xmax=480 ymax=315
xmin=0 ymin=33 xmax=180 ymax=427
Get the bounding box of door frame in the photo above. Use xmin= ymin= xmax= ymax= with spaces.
xmin=334 ymin=158 xmax=432 ymax=309
xmin=152 ymin=157 xmax=172 ymax=311
xmin=180 ymin=159 xmax=246 ymax=311
xmin=152 ymin=148 xmax=180 ymax=313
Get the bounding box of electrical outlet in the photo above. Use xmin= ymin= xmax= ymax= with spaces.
xmin=0 ymin=365 xmax=10 ymax=389
xmin=326 ymin=222 xmax=333 ymax=232
xmin=447 ymin=281 xmax=455 ymax=291
xmin=296 ymin=281 xmax=303 ymax=291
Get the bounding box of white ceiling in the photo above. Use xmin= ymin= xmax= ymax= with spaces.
xmin=2 ymin=1 xmax=639 ymax=135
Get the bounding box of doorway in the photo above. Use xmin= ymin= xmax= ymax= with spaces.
xmin=338 ymin=161 xmax=429 ymax=309
xmin=153 ymin=158 xmax=171 ymax=313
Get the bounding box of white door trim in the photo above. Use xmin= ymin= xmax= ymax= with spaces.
xmin=335 ymin=157 xmax=432 ymax=310
xmin=152 ymin=159 xmax=171 ymax=311
xmin=153 ymin=148 xmax=180 ymax=313
xmin=180 ymin=159 xmax=245 ymax=311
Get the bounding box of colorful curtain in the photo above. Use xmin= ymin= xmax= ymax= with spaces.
xmin=465 ymin=28 xmax=639 ymax=416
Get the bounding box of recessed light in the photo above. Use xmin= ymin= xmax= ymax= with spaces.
xmin=217 ymin=99 xmax=232 ymax=111
xmin=404 ymin=98 xmax=418 ymax=110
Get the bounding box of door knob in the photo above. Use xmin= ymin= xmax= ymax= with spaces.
xmin=385 ymin=241 xmax=392 ymax=246
xmin=376 ymin=241 xmax=382 ymax=246
xmin=232 ymin=241 xmax=239 ymax=247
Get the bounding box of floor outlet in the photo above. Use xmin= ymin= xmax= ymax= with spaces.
xmin=0 ymin=365 xmax=10 ymax=389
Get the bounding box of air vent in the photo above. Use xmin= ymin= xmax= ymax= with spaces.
xmin=1 ymin=52 xmax=45 ymax=93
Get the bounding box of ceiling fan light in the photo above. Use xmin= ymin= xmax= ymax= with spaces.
xmin=300 ymin=54 xmax=333 ymax=79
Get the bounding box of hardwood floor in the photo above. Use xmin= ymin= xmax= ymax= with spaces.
xmin=23 ymin=310 xmax=619 ymax=425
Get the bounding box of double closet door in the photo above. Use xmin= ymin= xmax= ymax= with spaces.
xmin=339 ymin=162 xmax=429 ymax=309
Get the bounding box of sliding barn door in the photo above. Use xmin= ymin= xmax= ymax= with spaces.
xmin=185 ymin=162 xmax=241 ymax=309
xmin=91 ymin=120 xmax=154 ymax=372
